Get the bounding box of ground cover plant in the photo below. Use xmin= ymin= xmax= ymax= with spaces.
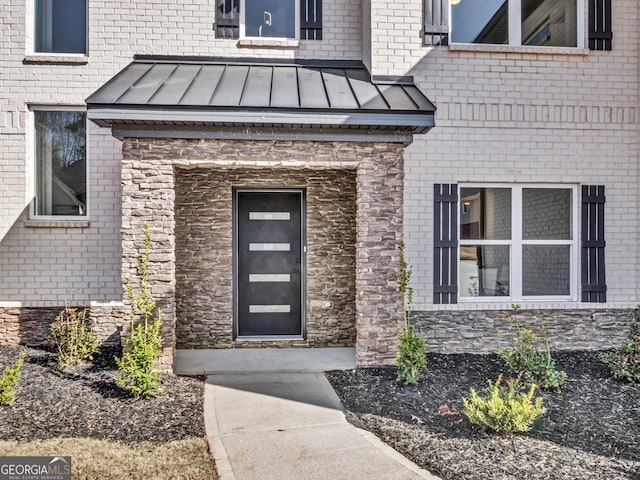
xmin=48 ymin=304 xmax=100 ymax=371
xmin=328 ymin=351 xmax=640 ymax=480
xmin=498 ymin=306 xmax=567 ymax=390
xmin=601 ymin=306 xmax=640 ymax=383
xmin=116 ymin=223 xmax=164 ymax=398
xmin=0 ymin=352 xmax=25 ymax=405
xmin=393 ymin=237 xmax=426 ymax=385
xmin=0 ymin=346 xmax=216 ymax=480
xmin=462 ymin=374 xmax=545 ymax=434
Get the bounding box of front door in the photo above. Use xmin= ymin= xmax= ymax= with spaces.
xmin=235 ymin=189 xmax=304 ymax=338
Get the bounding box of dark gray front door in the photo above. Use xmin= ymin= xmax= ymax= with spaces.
xmin=235 ymin=190 xmax=304 ymax=338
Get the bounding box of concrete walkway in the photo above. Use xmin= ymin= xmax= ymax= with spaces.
xmin=194 ymin=348 xmax=441 ymax=480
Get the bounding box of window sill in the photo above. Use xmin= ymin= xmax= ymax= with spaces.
xmin=448 ymin=44 xmax=589 ymax=56
xmin=236 ymin=38 xmax=300 ymax=49
xmin=23 ymin=55 xmax=89 ymax=65
xmin=25 ymin=219 xmax=90 ymax=228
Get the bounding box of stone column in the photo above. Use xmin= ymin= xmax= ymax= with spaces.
xmin=355 ymin=143 xmax=405 ymax=367
xmin=121 ymin=139 xmax=176 ymax=371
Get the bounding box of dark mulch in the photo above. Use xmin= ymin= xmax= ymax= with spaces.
xmin=0 ymin=346 xmax=205 ymax=444
xmin=327 ymin=351 xmax=640 ymax=480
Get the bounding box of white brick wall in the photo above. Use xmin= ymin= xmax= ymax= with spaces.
xmin=397 ymin=0 xmax=640 ymax=307
xmin=0 ymin=0 xmax=362 ymax=305
xmin=1 ymin=0 xmax=639 ymax=311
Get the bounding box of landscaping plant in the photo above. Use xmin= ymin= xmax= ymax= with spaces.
xmin=601 ymin=306 xmax=640 ymax=383
xmin=48 ymin=303 xmax=100 ymax=371
xmin=462 ymin=374 xmax=546 ymax=434
xmin=393 ymin=236 xmax=426 ymax=385
xmin=0 ymin=353 xmax=26 ymax=406
xmin=116 ymin=223 xmax=164 ymax=398
xmin=497 ymin=306 xmax=567 ymax=390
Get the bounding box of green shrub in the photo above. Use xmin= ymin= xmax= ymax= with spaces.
xmin=0 ymin=353 xmax=26 ymax=406
xmin=497 ymin=306 xmax=567 ymax=390
xmin=393 ymin=236 xmax=426 ymax=385
xmin=462 ymin=374 xmax=546 ymax=434
xmin=116 ymin=224 xmax=164 ymax=398
xmin=601 ymin=307 xmax=640 ymax=383
xmin=48 ymin=303 xmax=100 ymax=371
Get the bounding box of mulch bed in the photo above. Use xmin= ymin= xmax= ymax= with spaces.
xmin=0 ymin=346 xmax=205 ymax=444
xmin=327 ymin=351 xmax=640 ymax=480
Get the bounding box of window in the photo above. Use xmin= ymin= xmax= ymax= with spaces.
xmin=450 ymin=0 xmax=580 ymax=47
xmin=459 ymin=185 xmax=577 ymax=301
xmin=33 ymin=109 xmax=87 ymax=217
xmin=34 ymin=0 xmax=87 ymax=54
xmin=215 ymin=0 xmax=321 ymax=40
xmin=241 ymin=0 xmax=299 ymax=39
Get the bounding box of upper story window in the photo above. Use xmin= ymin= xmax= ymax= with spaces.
xmin=459 ymin=185 xmax=577 ymax=301
xmin=241 ymin=0 xmax=299 ymax=39
xmin=215 ymin=0 xmax=322 ymax=41
xmin=450 ymin=0 xmax=579 ymax=47
xmin=33 ymin=109 xmax=87 ymax=217
xmin=34 ymin=0 xmax=87 ymax=54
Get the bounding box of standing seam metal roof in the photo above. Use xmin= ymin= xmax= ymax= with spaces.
xmin=87 ymin=57 xmax=435 ymax=113
xmin=86 ymin=57 xmax=436 ymax=136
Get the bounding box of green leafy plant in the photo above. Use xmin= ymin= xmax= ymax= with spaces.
xmin=116 ymin=223 xmax=164 ymax=398
xmin=462 ymin=374 xmax=546 ymax=434
xmin=497 ymin=306 xmax=567 ymax=390
xmin=48 ymin=303 xmax=100 ymax=371
xmin=0 ymin=353 xmax=26 ymax=406
xmin=601 ymin=307 xmax=640 ymax=383
xmin=393 ymin=236 xmax=426 ymax=385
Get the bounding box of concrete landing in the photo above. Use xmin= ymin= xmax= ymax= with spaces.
xmin=205 ymin=373 xmax=440 ymax=480
xmin=175 ymin=347 xmax=356 ymax=375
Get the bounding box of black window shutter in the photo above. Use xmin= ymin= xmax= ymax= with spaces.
xmin=588 ymin=0 xmax=612 ymax=50
xmin=434 ymin=184 xmax=458 ymax=304
xmin=215 ymin=0 xmax=239 ymax=39
xmin=301 ymin=0 xmax=322 ymax=40
xmin=424 ymin=0 xmax=448 ymax=46
xmin=581 ymin=185 xmax=607 ymax=302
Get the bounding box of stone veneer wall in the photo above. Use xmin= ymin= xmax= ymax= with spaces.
xmin=413 ymin=309 xmax=633 ymax=353
xmin=121 ymin=138 xmax=405 ymax=368
xmin=174 ymin=167 xmax=357 ymax=349
xmin=0 ymin=305 xmax=127 ymax=347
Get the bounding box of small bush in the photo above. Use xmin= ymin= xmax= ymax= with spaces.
xmin=48 ymin=304 xmax=100 ymax=371
xmin=116 ymin=223 xmax=163 ymax=398
xmin=462 ymin=374 xmax=546 ymax=434
xmin=393 ymin=236 xmax=426 ymax=385
xmin=498 ymin=306 xmax=567 ymax=390
xmin=601 ymin=307 xmax=640 ymax=383
xmin=0 ymin=353 xmax=26 ymax=406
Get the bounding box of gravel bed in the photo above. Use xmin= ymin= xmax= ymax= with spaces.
xmin=327 ymin=351 xmax=640 ymax=480
xmin=0 ymin=346 xmax=205 ymax=444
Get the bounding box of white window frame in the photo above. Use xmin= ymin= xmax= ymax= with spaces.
xmin=239 ymin=0 xmax=300 ymax=40
xmin=450 ymin=0 xmax=585 ymax=49
xmin=459 ymin=184 xmax=578 ymax=303
xmin=29 ymin=106 xmax=89 ymax=221
xmin=29 ymin=0 xmax=89 ymax=56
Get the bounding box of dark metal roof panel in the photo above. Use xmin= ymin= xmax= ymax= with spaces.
xmin=240 ymin=66 xmax=273 ymax=107
xmin=345 ymin=68 xmax=388 ymax=110
xmin=403 ymin=85 xmax=437 ymax=111
xmin=179 ymin=64 xmax=225 ymax=106
xmin=210 ymin=65 xmax=249 ymax=106
xmin=321 ymin=68 xmax=359 ymax=109
xmin=297 ymin=68 xmax=329 ymax=108
xmin=271 ymin=66 xmax=299 ymax=108
xmin=117 ymin=63 xmax=177 ymax=104
xmin=87 ymin=62 xmax=154 ymax=104
xmin=378 ymin=84 xmax=419 ymax=110
xmin=148 ymin=64 xmax=201 ymax=105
